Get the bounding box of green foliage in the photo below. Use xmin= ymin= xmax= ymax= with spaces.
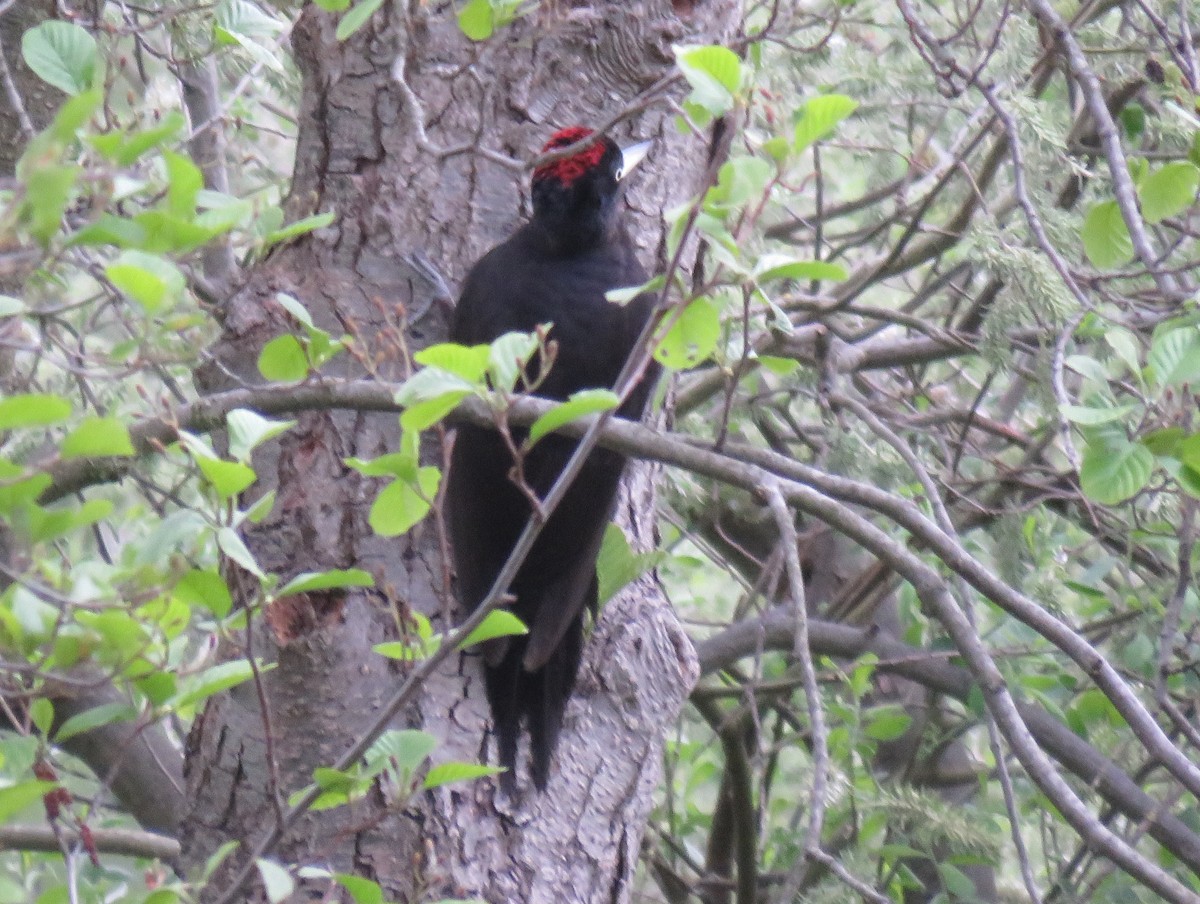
xmin=456 ymin=0 xmax=522 ymax=42
xmin=793 ymin=94 xmax=859 ymax=152
xmin=674 ymin=44 xmax=744 ymax=120
xmin=654 ymin=296 xmax=722 ymax=369
xmin=457 ymin=610 xmax=527 ymax=649
xmin=1081 ymin=200 xmax=1134 ymax=268
xmin=21 ymin=22 xmax=97 ymax=95
xmin=5 ymin=3 xmax=1200 ymax=902
xmin=526 ymin=389 xmax=619 ymax=445
xmin=596 ymin=523 xmax=664 ymax=605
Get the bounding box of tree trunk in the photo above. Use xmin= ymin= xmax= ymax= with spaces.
xmin=182 ymin=3 xmax=737 ymax=900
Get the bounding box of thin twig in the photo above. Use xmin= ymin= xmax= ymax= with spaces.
xmin=764 ymin=483 xmax=840 ymax=904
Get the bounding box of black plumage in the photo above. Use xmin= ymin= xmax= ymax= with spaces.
xmin=447 ymin=127 xmax=659 ymax=791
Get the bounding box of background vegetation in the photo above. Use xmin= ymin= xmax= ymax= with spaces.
xmin=1 ymin=0 xmax=1199 ymax=902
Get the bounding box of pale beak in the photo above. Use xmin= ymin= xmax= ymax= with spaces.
xmin=617 ymin=140 xmax=652 ymax=180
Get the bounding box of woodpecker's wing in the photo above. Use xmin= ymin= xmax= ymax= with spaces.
xmin=516 ymin=442 xmax=627 ymax=671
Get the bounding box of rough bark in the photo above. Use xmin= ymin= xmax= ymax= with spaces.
xmin=182 ymin=2 xmax=737 ymax=901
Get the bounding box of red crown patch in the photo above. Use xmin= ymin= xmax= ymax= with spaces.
xmin=534 ymin=127 xmax=607 ymax=187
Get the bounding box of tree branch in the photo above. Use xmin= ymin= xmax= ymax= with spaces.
xmin=0 ymin=824 xmax=179 ymax=860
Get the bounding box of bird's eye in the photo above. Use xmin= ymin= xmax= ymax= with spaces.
xmin=614 ymin=166 xmax=624 ymax=181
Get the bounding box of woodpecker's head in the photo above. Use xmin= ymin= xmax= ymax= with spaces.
xmin=530 ymin=127 xmax=651 ymax=254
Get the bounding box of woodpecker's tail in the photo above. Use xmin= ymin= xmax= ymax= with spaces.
xmin=484 ymin=612 xmax=585 ymax=792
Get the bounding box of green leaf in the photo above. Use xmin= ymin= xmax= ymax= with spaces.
xmin=200 ymin=842 xmax=240 ymax=883
xmin=365 ymin=728 xmax=436 ymax=774
xmin=458 ymin=610 xmax=527 ymax=649
xmin=0 ymin=393 xmax=71 ymax=429
xmin=277 ymin=568 xmax=373 ymax=596
xmin=76 ymin=608 xmax=147 ymax=660
xmin=0 ymin=781 xmax=56 ymax=822
xmin=374 ymin=636 xmax=441 ymax=661
xmin=1120 ymin=103 xmax=1146 ymax=142
xmin=169 ymin=659 xmax=273 ymax=710
xmin=596 ymin=522 xmax=664 ymax=605
xmin=674 ymin=44 xmax=741 ymax=116
xmin=1070 ymin=687 xmax=1122 ymax=731
xmin=263 ymin=210 xmax=336 ymax=247
xmin=394 ymin=367 xmax=474 ymax=408
xmin=244 ymin=488 xmax=276 ymax=524
xmin=937 ymin=863 xmax=977 ymax=900
xmin=21 ymin=21 xmax=97 ymax=95
xmin=176 ymin=569 xmax=233 ymax=618
xmin=274 ymin=292 xmax=314 ymax=327
xmin=23 ymin=164 xmax=78 ymax=243
xmin=197 ymin=458 xmax=257 ymax=499
xmin=794 ymin=94 xmax=859 ymax=152
xmin=17 ymin=89 xmax=99 ymax=163
xmin=335 ymin=0 xmax=384 ymax=39
xmin=754 ymin=254 xmax=847 ymax=283
xmin=369 ymin=467 xmax=441 ymax=537
xmin=106 ymin=250 xmax=187 ymax=313
xmin=374 ymin=612 xmax=437 ymax=664
xmin=605 ymin=277 xmax=661 ymax=306
xmin=227 ymin=409 xmax=296 ymax=461
xmin=214 ymin=0 xmax=287 ymax=72
xmin=527 ymin=389 xmax=619 ymax=445
xmin=143 ymin=891 xmax=183 ymax=904
xmin=1138 ymin=161 xmax=1200 ymax=223
xmin=136 ymin=670 xmax=177 ymax=705
xmin=422 ymin=761 xmax=504 ymax=789
xmin=413 ymin=343 xmax=491 ymax=382
xmin=312 ymin=767 xmax=357 ymax=794
xmin=1103 ymin=327 xmax=1142 ymax=376
xmin=757 ymin=355 xmax=799 ymax=376
xmin=196 ymin=192 xmax=254 ymax=234
xmin=54 ymin=702 xmax=138 ymax=742
xmin=313 ymin=0 xmax=351 ymax=8
xmin=163 ymin=150 xmax=203 ymax=217
xmin=863 ymin=706 xmax=913 ymax=741
xmin=133 ymin=210 xmax=220 ymax=252
xmin=1176 ymin=433 xmax=1200 ymax=470
xmin=1081 ymin=201 xmax=1134 ymax=269
xmin=346 ymin=451 xmax=419 ymax=481
xmin=217 ymin=526 xmax=264 ymax=577
xmin=0 ymin=473 xmax=51 ymax=516
xmin=308 ymin=328 xmax=346 ymax=370
xmin=0 ymin=295 xmax=24 ymax=317
xmin=707 ymin=156 xmax=774 ymax=211
xmin=458 ymin=0 xmax=494 ymax=40
xmin=60 ymin=416 xmax=136 ymax=458
xmin=67 ymin=213 xmax=147 ymax=248
xmin=89 ymin=111 xmax=186 ymax=165
xmin=29 ymin=699 xmax=53 ymax=736
xmin=1080 ymin=434 xmax=1153 ymax=504
xmin=488 ymin=330 xmax=541 ymax=392
xmin=256 ymin=859 xmax=294 ymax=904
xmin=1064 ymin=353 xmax=1109 ymax=386
xmin=654 ymin=296 xmax=721 ymax=369
xmin=29 ymin=497 xmax=112 ymax=543
xmin=400 ymin=391 xmax=469 ymax=431
xmin=335 ymin=874 xmax=385 ymax=904
xmin=1059 ymin=403 xmax=1137 ymax=426
xmin=1142 ymin=426 xmax=1184 ymax=456
xmin=258 ymin=334 xmax=309 ymax=381
xmin=1148 ymin=326 xmax=1200 ymax=388
xmin=176 ymin=427 xmax=219 ymax=462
